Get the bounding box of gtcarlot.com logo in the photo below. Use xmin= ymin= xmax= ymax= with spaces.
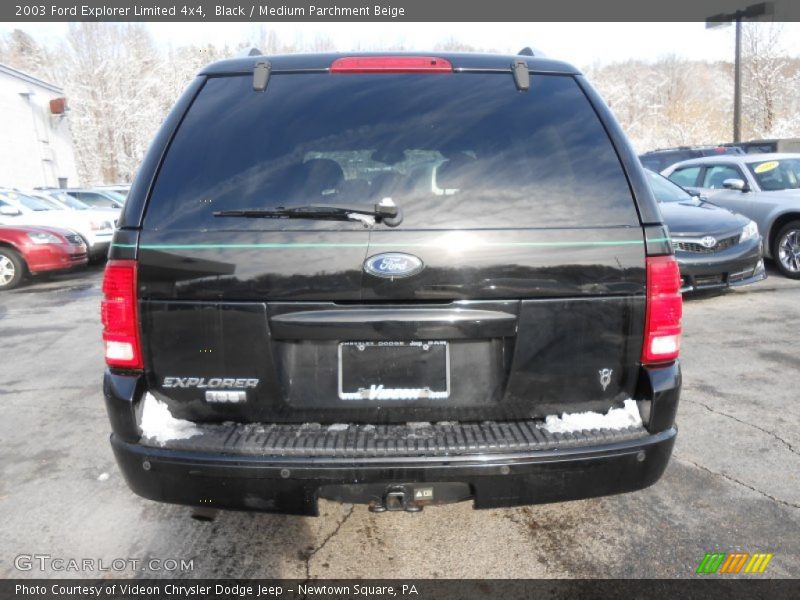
xmin=14 ymin=554 xmax=194 ymax=573
xmin=696 ymin=552 xmax=774 ymax=574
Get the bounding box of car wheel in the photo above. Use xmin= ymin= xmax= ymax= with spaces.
xmin=774 ymin=220 xmax=800 ymax=279
xmin=0 ymin=247 xmax=26 ymax=290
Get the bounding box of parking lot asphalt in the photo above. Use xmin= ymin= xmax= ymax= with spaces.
xmin=1 ymin=264 xmax=798 ymax=579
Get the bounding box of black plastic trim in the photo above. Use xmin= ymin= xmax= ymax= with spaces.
xmin=636 ymin=361 xmax=681 ymax=434
xmin=117 ymin=76 xmax=206 ymax=229
xmin=575 ymin=75 xmax=665 ymax=227
xmin=269 ymin=305 xmax=518 ymax=340
xmin=103 ymin=370 xmax=145 ymax=442
xmin=644 ymin=224 xmax=673 ymax=256
xmin=111 ymin=428 xmax=676 ymax=515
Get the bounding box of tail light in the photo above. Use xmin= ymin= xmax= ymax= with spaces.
xmin=101 ymin=260 xmax=142 ymax=369
xmin=642 ymin=255 xmax=682 ymax=365
xmin=330 ymin=56 xmax=453 ymax=73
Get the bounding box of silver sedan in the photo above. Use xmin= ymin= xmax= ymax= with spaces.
xmin=662 ymin=153 xmax=800 ymax=278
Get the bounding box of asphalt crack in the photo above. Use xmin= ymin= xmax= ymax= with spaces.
xmin=301 ymin=504 xmax=355 ymax=582
xmin=683 ymin=397 xmax=799 ymax=457
xmin=0 ymin=385 xmax=95 ymax=395
xmin=674 ymin=455 xmax=800 ymax=510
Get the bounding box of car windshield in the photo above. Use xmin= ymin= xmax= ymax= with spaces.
xmin=645 ymin=169 xmax=694 ymax=203
xmin=2 ymin=191 xmax=56 ymax=211
xmin=747 ymin=158 xmax=800 ymax=191
xmin=50 ymin=191 xmax=90 ymax=210
xmin=29 ymin=194 xmax=64 ymax=209
xmin=72 ymin=192 xmax=123 ymax=208
xmin=104 ymin=190 xmax=127 ymax=203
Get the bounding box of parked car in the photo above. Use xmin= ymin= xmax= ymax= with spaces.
xmin=0 ymin=189 xmax=115 ymax=261
xmin=103 ymin=52 xmax=682 ymax=516
xmin=639 ymin=145 xmax=744 ymax=173
xmin=32 ymin=189 xmax=121 ymax=220
xmin=0 ymin=224 xmax=88 ymax=290
xmin=722 ymin=138 xmax=800 ymax=154
xmin=44 ymin=187 xmax=125 ymax=210
xmin=96 ymin=184 xmax=131 ymax=199
xmin=645 ymin=170 xmax=765 ymax=292
xmin=662 ymin=154 xmax=800 ymax=278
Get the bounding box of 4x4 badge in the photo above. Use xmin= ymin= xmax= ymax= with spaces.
xmin=599 ymin=368 xmax=613 ymax=391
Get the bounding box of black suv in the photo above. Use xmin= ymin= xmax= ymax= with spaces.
xmin=640 ymin=146 xmax=744 ymax=173
xmin=102 ymin=53 xmax=682 ymax=515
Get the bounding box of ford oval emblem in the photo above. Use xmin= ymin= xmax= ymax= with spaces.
xmin=363 ymin=253 xmax=424 ymax=279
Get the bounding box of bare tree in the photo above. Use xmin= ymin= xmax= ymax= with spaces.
xmin=741 ymin=22 xmax=790 ymax=139
xmin=2 ymin=23 xmax=799 ymax=182
xmin=0 ymin=28 xmax=55 ymax=81
xmin=62 ymin=23 xmax=163 ymax=184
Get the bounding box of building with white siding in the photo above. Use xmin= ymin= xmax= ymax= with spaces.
xmin=0 ymin=63 xmax=79 ymax=189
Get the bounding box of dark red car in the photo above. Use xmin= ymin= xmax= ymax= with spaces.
xmin=0 ymin=225 xmax=88 ymax=290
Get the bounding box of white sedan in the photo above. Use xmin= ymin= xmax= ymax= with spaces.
xmin=0 ymin=189 xmax=115 ymax=261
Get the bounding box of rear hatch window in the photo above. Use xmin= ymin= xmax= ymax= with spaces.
xmin=144 ymin=71 xmax=639 ymax=231
xmin=137 ymin=67 xmax=647 ymax=424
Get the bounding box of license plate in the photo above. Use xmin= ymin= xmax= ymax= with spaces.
xmin=338 ymin=341 xmax=450 ymax=400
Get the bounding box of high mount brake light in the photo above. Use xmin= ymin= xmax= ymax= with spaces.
xmin=330 ymin=56 xmax=453 ymax=73
xmin=101 ymin=260 xmax=143 ymax=370
xmin=642 ymin=255 xmax=682 ymax=365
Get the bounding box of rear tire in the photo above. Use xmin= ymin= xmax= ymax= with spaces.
xmin=773 ymin=220 xmax=800 ymax=279
xmin=0 ymin=247 xmax=26 ymax=290
xmin=86 ymin=238 xmax=107 ymax=265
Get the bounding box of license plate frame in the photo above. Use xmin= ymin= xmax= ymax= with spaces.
xmin=337 ymin=341 xmax=450 ymax=401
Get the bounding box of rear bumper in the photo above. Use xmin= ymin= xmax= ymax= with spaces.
xmin=104 ymin=361 xmax=680 ymax=515
xmin=110 ymin=427 xmax=676 ymax=515
xmin=87 ymin=240 xmax=110 ymax=259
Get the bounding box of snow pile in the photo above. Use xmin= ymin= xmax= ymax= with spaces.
xmin=539 ymin=399 xmax=642 ymax=434
xmin=97 ymin=472 xmax=110 ymax=482
xmin=140 ymin=393 xmax=201 ymax=446
xmin=407 ymin=422 xmax=433 ymax=430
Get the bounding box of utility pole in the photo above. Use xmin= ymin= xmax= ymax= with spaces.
xmin=706 ymin=2 xmax=774 ymax=144
xmin=733 ymin=15 xmax=742 ymax=142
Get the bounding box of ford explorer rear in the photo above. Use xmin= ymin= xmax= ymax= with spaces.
xmin=102 ymin=52 xmax=682 ymax=515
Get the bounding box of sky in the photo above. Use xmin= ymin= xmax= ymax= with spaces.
xmin=4 ymin=21 xmax=800 ymax=67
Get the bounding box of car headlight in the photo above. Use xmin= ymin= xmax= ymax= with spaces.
xmin=740 ymin=220 xmax=759 ymax=242
xmin=27 ymin=232 xmax=62 ymax=245
xmin=89 ymin=220 xmax=112 ymax=231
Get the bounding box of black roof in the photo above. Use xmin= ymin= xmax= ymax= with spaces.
xmin=641 ymin=145 xmax=734 ymax=155
xmin=199 ymin=51 xmax=580 ymax=76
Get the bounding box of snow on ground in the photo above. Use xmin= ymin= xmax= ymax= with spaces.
xmin=539 ymin=399 xmax=642 ymax=434
xmin=140 ymin=393 xmax=201 ymax=446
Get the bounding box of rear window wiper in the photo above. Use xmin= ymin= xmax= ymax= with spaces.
xmin=213 ymin=199 xmax=402 ymax=227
